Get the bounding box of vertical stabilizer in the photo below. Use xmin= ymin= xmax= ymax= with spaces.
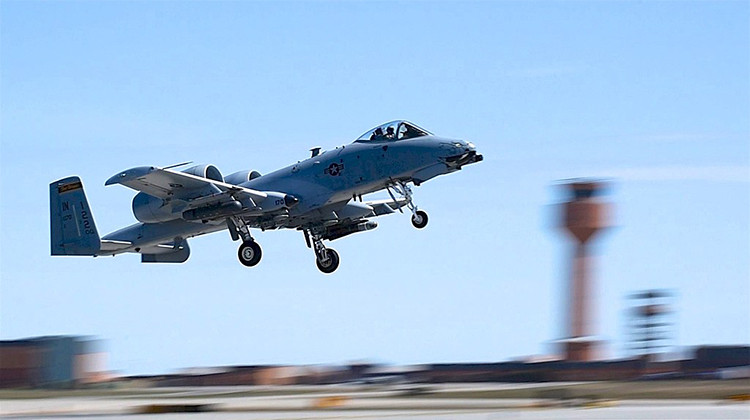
xmin=50 ymin=176 xmax=101 ymax=256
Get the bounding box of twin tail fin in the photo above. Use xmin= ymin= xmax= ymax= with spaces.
xmin=50 ymin=176 xmax=101 ymax=256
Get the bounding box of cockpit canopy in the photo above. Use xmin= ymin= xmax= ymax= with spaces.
xmin=355 ymin=120 xmax=433 ymax=142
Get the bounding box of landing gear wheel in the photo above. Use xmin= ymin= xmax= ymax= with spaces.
xmin=238 ymin=241 xmax=262 ymax=267
xmin=411 ymin=210 xmax=428 ymax=229
xmin=316 ymin=248 xmax=340 ymax=274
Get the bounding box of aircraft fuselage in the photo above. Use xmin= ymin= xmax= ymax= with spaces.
xmin=244 ymin=135 xmax=476 ymax=214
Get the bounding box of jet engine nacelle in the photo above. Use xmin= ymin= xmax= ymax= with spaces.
xmin=224 ymin=170 xmax=262 ymax=185
xmin=132 ymin=192 xmax=178 ymax=223
xmin=132 ymin=164 xmax=226 ymax=223
xmin=182 ymin=164 xmax=224 ymax=182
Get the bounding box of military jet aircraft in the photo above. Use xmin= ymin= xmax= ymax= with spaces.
xmin=50 ymin=120 xmax=482 ymax=273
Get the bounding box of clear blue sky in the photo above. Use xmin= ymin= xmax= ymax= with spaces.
xmin=1 ymin=1 xmax=748 ymax=375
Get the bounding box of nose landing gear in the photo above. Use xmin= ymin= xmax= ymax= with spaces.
xmin=387 ymin=181 xmax=429 ymax=229
xmin=411 ymin=210 xmax=428 ymax=229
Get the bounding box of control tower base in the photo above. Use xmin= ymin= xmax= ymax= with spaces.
xmin=560 ymin=337 xmax=601 ymax=362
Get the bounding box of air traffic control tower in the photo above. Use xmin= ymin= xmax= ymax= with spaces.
xmin=559 ymin=181 xmax=612 ymax=361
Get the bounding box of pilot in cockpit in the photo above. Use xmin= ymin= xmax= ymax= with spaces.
xmin=369 ymin=127 xmax=385 ymax=141
xmin=385 ymin=126 xmax=395 ymax=139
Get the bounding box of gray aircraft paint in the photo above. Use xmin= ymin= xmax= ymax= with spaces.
xmin=50 ymin=121 xmax=482 ymax=272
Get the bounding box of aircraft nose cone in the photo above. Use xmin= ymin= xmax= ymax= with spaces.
xmin=441 ymin=140 xmax=474 ymax=156
xmin=464 ymin=142 xmax=483 ymax=163
xmin=441 ymin=140 xmax=483 ymax=167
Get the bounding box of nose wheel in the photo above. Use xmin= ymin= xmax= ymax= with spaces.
xmin=411 ymin=210 xmax=428 ymax=229
xmin=387 ymin=181 xmax=429 ymax=230
xmin=238 ymin=240 xmax=262 ymax=267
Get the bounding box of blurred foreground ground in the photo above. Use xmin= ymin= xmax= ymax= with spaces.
xmin=2 ymin=382 xmax=748 ymax=419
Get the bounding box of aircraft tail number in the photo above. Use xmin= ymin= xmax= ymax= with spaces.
xmin=50 ymin=176 xmax=101 ymax=256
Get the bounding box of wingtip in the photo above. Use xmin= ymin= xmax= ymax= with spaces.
xmin=105 ymin=166 xmax=155 ymax=186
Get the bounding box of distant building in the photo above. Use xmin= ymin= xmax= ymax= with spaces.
xmin=556 ymin=180 xmax=613 ymax=361
xmin=682 ymin=345 xmax=750 ymax=377
xmin=112 ymin=346 xmax=750 ymax=387
xmin=0 ymin=336 xmax=107 ymax=388
xmin=138 ymin=365 xmax=357 ymax=387
xmin=627 ymin=289 xmax=676 ymax=361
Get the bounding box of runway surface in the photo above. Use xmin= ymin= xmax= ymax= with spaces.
xmin=2 ymin=384 xmax=748 ymax=419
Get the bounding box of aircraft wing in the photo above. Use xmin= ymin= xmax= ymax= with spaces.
xmin=105 ymin=166 xmax=268 ymax=203
xmin=365 ymin=198 xmax=409 ymax=215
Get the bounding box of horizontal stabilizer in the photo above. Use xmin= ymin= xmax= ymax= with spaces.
xmin=100 ymin=239 xmax=132 ymax=254
xmin=141 ymin=239 xmax=190 ymax=263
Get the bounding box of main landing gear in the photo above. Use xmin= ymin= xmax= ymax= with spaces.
xmin=387 ymin=180 xmax=429 ymax=230
xmin=304 ymin=230 xmax=340 ymax=274
xmin=229 ymin=216 xmax=263 ymax=267
xmin=315 ymin=248 xmax=340 ymax=274
xmin=238 ymin=240 xmax=262 ymax=267
xmin=227 ymin=179 xmax=429 ymax=273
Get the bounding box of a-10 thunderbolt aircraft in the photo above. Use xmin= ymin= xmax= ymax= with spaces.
xmin=50 ymin=120 xmax=482 ymax=273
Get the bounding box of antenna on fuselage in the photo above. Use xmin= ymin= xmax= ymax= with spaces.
xmin=309 ymin=147 xmax=322 ymax=158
